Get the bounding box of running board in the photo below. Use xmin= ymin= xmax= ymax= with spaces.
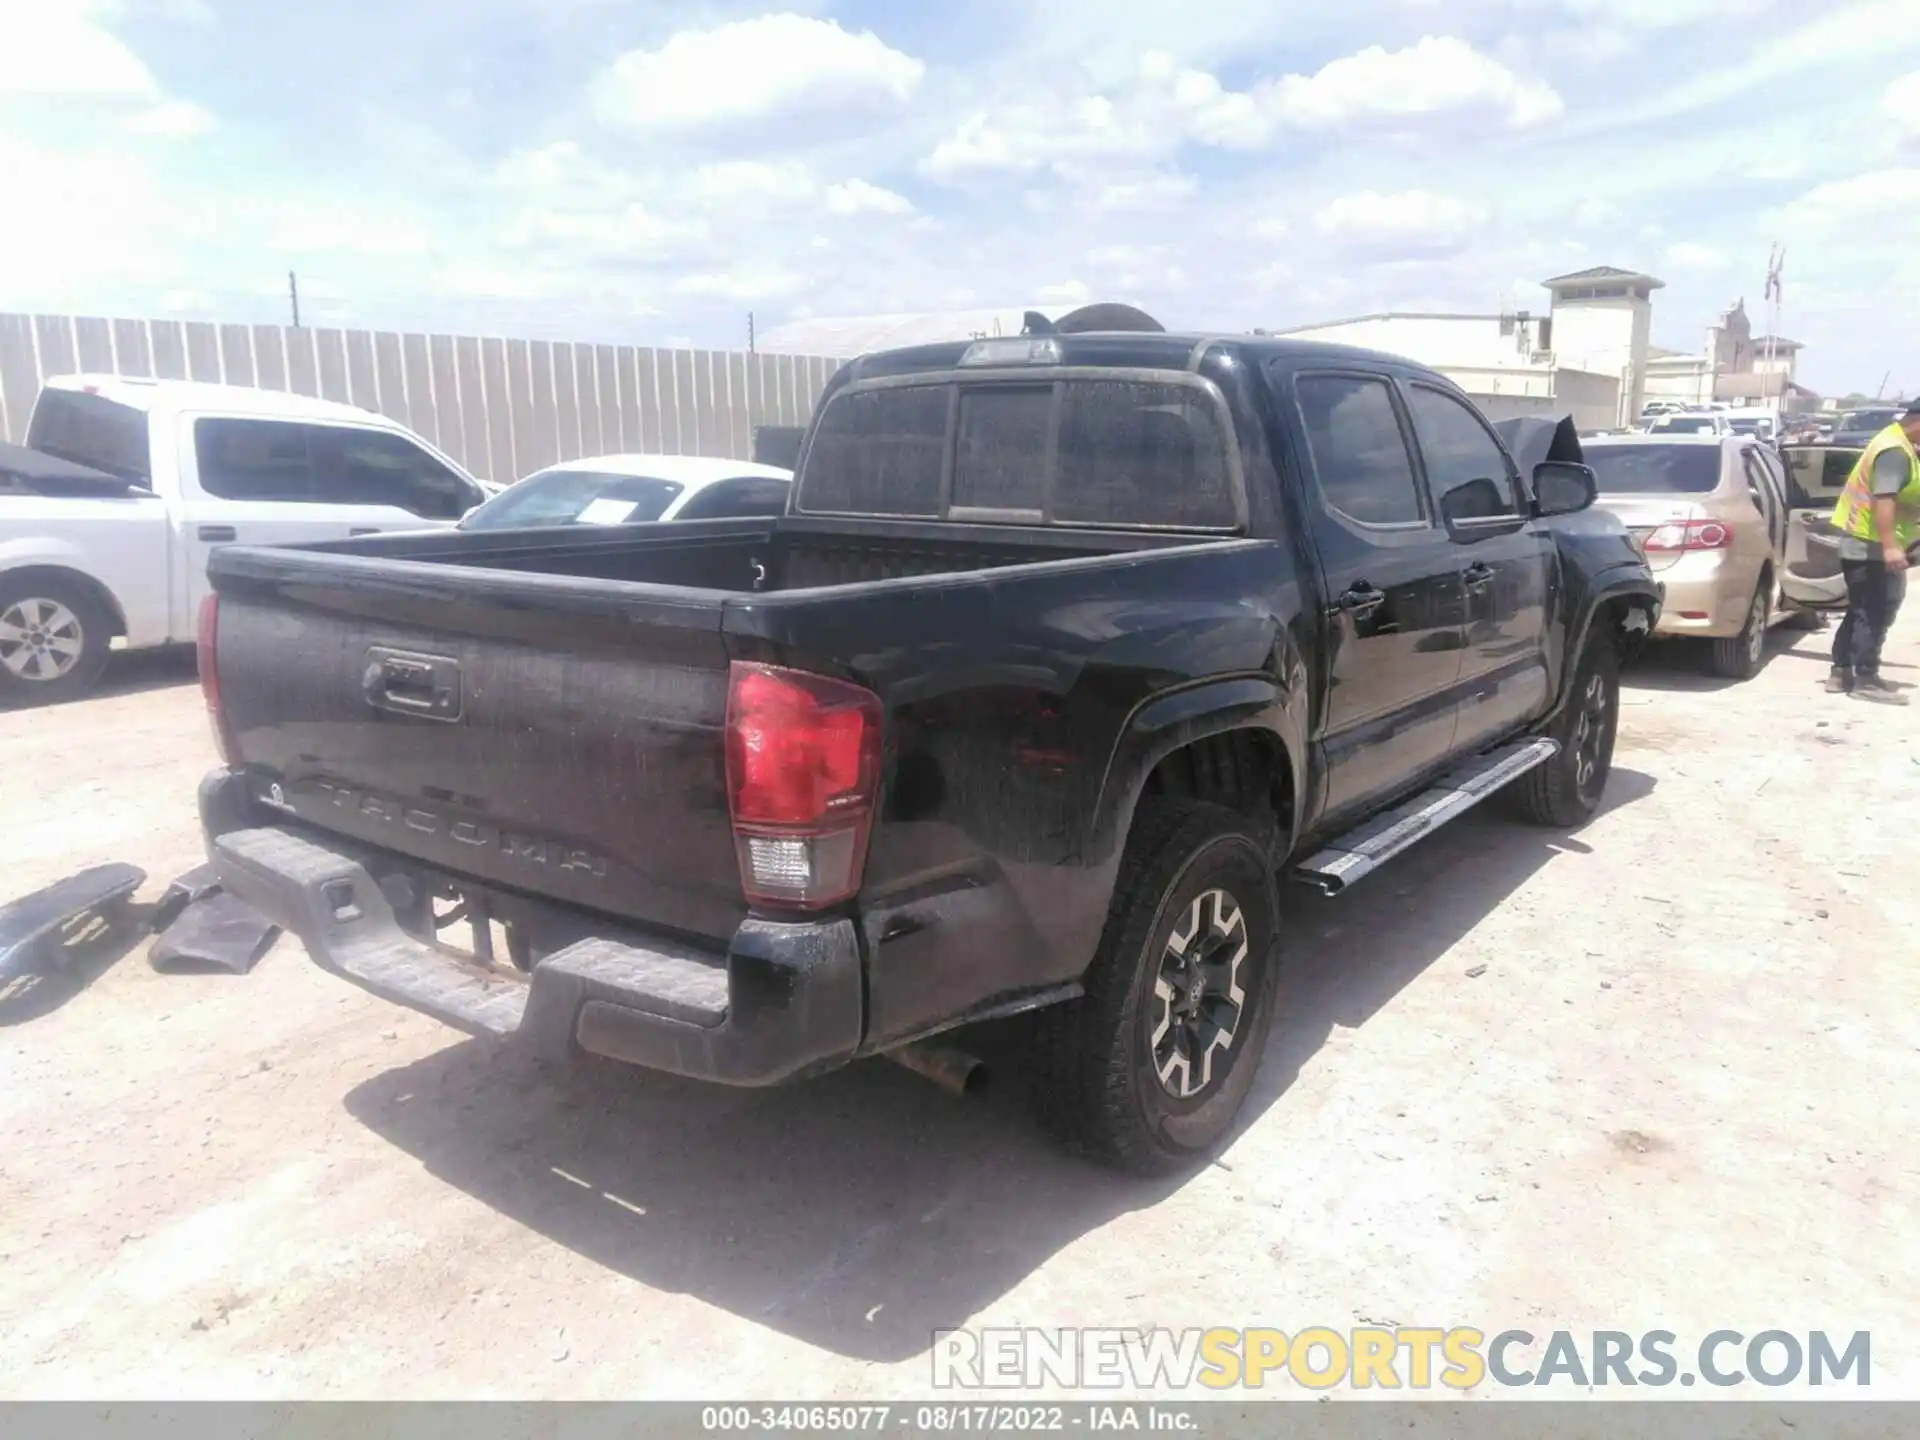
xmin=1291 ymin=737 xmax=1559 ymax=896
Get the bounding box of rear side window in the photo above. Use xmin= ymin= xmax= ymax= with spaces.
xmin=27 ymin=389 xmax=152 ymax=484
xmin=798 ymin=377 xmax=1238 ymax=529
xmin=801 ymin=387 xmax=946 ymax=517
xmin=1586 ymin=444 xmax=1722 ymax=495
xmin=1294 ymin=375 xmax=1424 ymax=526
xmin=196 ymin=418 xmax=315 ymax=501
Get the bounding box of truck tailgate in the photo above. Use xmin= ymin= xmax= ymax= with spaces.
xmin=210 ymin=549 xmax=745 ymax=941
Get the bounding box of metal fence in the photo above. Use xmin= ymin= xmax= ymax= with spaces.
xmin=0 ymin=312 xmax=848 ymax=485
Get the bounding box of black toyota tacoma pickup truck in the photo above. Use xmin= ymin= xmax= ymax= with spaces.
xmin=196 ymin=330 xmax=1657 ymax=1173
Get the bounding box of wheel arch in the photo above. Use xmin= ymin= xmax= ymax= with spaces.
xmin=0 ymin=562 xmax=128 ymax=638
xmin=1092 ymin=674 xmax=1305 ymax=869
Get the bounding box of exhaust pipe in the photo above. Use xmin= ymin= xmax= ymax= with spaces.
xmin=885 ymin=1039 xmax=987 ymax=1097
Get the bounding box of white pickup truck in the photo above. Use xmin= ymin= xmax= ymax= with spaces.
xmin=0 ymin=374 xmax=491 ymax=704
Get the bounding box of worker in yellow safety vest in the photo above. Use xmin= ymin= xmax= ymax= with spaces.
xmin=1826 ymin=399 xmax=1920 ymax=705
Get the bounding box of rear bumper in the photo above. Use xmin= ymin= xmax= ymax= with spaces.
xmin=1648 ymin=554 xmax=1754 ymax=637
xmin=199 ymin=770 xmax=862 ymax=1085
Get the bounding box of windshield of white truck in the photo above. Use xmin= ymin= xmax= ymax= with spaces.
xmin=24 ymin=389 xmax=151 ymax=485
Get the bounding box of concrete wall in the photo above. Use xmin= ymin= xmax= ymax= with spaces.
xmin=1283 ymin=314 xmax=1547 ymax=372
xmin=1548 ymin=367 xmax=1625 ymax=433
xmin=0 ymin=312 xmax=848 ymax=484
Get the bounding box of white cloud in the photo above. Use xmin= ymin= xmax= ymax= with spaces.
xmin=124 ymin=98 xmax=215 ymax=137
xmin=156 ymin=287 xmax=212 ymax=312
xmin=1314 ymin=189 xmax=1490 ymax=255
xmin=1038 ymin=279 xmax=1093 ymax=305
xmin=503 ymin=202 xmax=705 ymax=257
xmin=691 ymin=159 xmax=816 ymax=202
xmin=591 ymin=14 xmax=923 ymax=134
xmin=1663 ymin=241 xmax=1727 ymax=270
xmin=260 ymin=205 xmax=433 ymax=255
xmin=1781 ymin=167 xmax=1920 ymax=229
xmin=1264 ymin=36 xmax=1563 ymax=130
xmin=1092 ymin=170 xmax=1198 ymax=211
xmin=922 ymin=35 xmax=1560 ymax=183
xmin=1886 ymin=70 xmax=1920 ymax=140
xmin=0 ymin=0 xmax=157 ymax=95
xmin=825 ymin=178 xmax=913 ymax=216
xmin=670 ymin=268 xmax=806 ymax=302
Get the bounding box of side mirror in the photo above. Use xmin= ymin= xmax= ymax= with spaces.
xmin=1532 ymin=460 xmax=1598 ymax=517
xmin=1438 ymin=476 xmax=1525 ymax=541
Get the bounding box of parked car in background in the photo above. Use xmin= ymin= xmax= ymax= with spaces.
xmin=1833 ymin=406 xmax=1903 ymax=445
xmin=1722 ymin=407 xmax=1777 ymax=442
xmin=1638 ymin=401 xmax=1684 ymax=423
xmin=1777 ymin=442 xmax=1865 ymax=615
xmin=0 ymin=374 xmax=489 ymax=704
xmin=460 ymin=455 xmax=792 ymax=532
xmin=1645 ymin=411 xmax=1732 ymax=437
xmin=1585 ymin=433 xmax=1792 ymax=678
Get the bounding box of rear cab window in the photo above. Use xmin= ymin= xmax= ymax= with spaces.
xmin=25 ymin=388 xmax=153 ymax=485
xmin=796 ymin=372 xmax=1242 ymax=531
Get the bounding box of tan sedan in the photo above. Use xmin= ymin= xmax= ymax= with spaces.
xmin=1584 ymin=434 xmax=1791 ymax=680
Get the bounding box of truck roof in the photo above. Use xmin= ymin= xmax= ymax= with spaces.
xmin=44 ymin=373 xmax=391 ymax=427
xmin=839 ymin=332 xmax=1447 ymax=384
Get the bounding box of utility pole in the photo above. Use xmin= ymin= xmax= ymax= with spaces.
xmin=288 ymin=271 xmax=301 ymax=328
xmin=747 ymin=311 xmax=755 ymax=354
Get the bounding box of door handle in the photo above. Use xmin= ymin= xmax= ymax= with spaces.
xmin=1338 ymin=582 xmax=1388 ymax=617
xmin=1462 ymin=562 xmax=1495 ymax=592
xmin=197 ymin=524 xmax=237 ymax=542
xmin=349 ymin=527 xmax=382 ymax=536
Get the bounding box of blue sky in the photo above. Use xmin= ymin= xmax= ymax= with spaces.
xmin=2 ymin=0 xmax=1917 ymax=395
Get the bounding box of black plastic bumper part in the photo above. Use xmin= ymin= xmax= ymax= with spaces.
xmin=198 ymin=770 xmax=863 ymax=1085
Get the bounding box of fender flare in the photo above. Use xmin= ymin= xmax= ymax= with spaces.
xmin=1090 ymin=671 xmax=1308 ymax=866
xmin=1550 ymin=574 xmax=1660 ymax=721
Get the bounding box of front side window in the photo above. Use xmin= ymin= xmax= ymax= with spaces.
xmin=1406 ymin=384 xmax=1516 ymax=517
xmin=309 ymin=428 xmax=474 ymax=519
xmin=1294 ymin=374 xmax=1425 ymax=527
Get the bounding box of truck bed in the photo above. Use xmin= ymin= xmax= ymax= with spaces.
xmin=298 ymin=513 xmax=1195 ymax=591
xmin=206 ymin=514 xmax=1256 ymax=948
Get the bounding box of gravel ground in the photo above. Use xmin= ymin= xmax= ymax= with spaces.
xmin=2 ymin=619 xmax=1917 ymax=1400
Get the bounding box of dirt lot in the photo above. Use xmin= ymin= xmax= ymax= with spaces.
xmin=3 ymin=620 xmax=1918 ymax=1400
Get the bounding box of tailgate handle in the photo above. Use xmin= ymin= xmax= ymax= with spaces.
xmin=198 ymin=524 xmax=237 ymax=542
xmin=362 ymin=647 xmax=463 ymax=722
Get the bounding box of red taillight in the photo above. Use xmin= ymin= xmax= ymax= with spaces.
xmin=1642 ymin=519 xmax=1731 ymax=552
xmin=196 ymin=593 xmax=236 ymax=764
xmin=725 ymin=661 xmax=881 ymax=909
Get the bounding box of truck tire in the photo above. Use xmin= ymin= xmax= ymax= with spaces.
xmin=1709 ymin=580 xmax=1770 ymax=680
xmin=1507 ymin=628 xmax=1619 ymax=828
xmin=0 ymin=575 xmax=113 ymax=707
xmin=1029 ymin=801 xmax=1281 ymax=1174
